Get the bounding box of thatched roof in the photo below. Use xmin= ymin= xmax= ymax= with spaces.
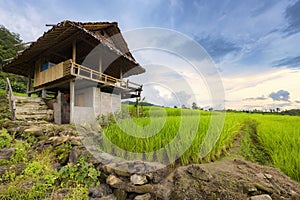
xmin=3 ymin=20 xmax=145 ymax=78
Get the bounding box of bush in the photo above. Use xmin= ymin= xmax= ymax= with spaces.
xmin=59 ymin=156 xmax=100 ymax=187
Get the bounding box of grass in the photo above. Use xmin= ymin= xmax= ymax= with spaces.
xmin=252 ymin=114 xmax=300 ymax=181
xmin=102 ymin=107 xmax=244 ymax=165
xmin=101 ymin=105 xmax=300 ymax=182
xmin=0 ymin=89 xmax=38 ymax=97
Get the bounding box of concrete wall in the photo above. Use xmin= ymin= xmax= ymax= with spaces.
xmin=74 ymin=87 xmax=93 ymax=107
xmin=71 ymin=87 xmax=121 ymax=124
xmin=100 ymin=92 xmax=121 ymax=116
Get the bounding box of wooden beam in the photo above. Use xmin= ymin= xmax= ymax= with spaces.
xmin=72 ymin=39 xmax=76 ymax=63
xmin=49 ymin=51 xmax=69 ymax=60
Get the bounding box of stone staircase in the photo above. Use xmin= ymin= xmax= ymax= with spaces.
xmin=14 ymin=96 xmax=52 ymax=121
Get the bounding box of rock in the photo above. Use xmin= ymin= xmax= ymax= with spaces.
xmin=264 ymin=174 xmax=272 ymax=179
xmin=145 ymin=173 xmax=153 ymax=181
xmin=0 ymin=148 xmax=15 ymax=160
xmin=250 ymin=194 xmax=272 ymax=200
xmin=24 ymin=126 xmax=43 ymax=136
xmin=0 ymin=163 xmax=25 ymax=176
xmin=2 ymin=120 xmax=16 ymax=129
xmin=114 ymin=168 xmax=131 ymax=177
xmin=256 ymin=173 xmax=265 ymax=179
xmin=134 ymin=193 xmax=151 ymax=200
xmin=253 ymin=183 xmax=275 ymax=194
xmin=243 ymin=184 xmax=258 ymax=194
xmin=270 ymin=193 xmax=284 ymax=200
xmin=98 ymin=194 xmax=117 ymax=200
xmin=125 ymin=184 xmax=153 ymax=194
xmin=186 ymin=164 xmax=212 ymax=182
xmin=69 ymin=146 xmax=81 ymax=164
xmin=113 ymin=189 xmax=127 ymax=200
xmin=130 ymin=174 xmax=148 ymax=185
xmin=153 ymin=181 xmax=173 ymax=200
xmin=88 ymin=184 xmax=112 ymax=198
xmin=49 ymin=136 xmax=81 ymax=146
xmin=106 ymin=175 xmax=125 ymax=189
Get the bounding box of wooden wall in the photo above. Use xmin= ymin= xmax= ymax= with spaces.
xmin=34 ymin=59 xmax=72 ymax=88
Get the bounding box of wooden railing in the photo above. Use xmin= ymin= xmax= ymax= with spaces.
xmin=5 ymin=78 xmax=16 ymax=120
xmin=71 ymin=62 xmax=142 ymax=90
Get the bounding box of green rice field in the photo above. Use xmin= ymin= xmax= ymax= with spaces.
xmin=101 ymin=105 xmax=300 ymax=182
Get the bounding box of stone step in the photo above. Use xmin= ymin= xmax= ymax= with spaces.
xmin=15 ymin=104 xmax=48 ymax=109
xmin=14 ymin=96 xmax=44 ymax=102
xmin=15 ymin=114 xmax=49 ymax=121
xmin=15 ymin=110 xmax=49 ymax=115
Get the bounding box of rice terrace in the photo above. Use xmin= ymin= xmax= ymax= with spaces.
xmin=1 ymin=0 xmax=300 ymax=199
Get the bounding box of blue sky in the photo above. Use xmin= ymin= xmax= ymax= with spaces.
xmin=1 ymin=0 xmax=300 ymax=110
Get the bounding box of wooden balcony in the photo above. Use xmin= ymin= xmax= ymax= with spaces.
xmin=33 ymin=59 xmax=142 ymax=92
xmin=34 ymin=60 xmax=72 ymax=88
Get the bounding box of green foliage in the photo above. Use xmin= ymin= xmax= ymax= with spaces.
xmin=10 ymin=140 xmax=29 ymax=164
xmin=59 ymin=156 xmax=100 ymax=187
xmin=62 ymin=186 xmax=89 ymax=200
xmin=0 ymin=150 xmax=59 ymax=199
xmin=0 ymin=72 xmax=27 ymax=93
xmin=53 ymin=142 xmax=72 ymax=165
xmin=0 ymin=25 xmax=22 ymax=64
xmin=0 ymin=128 xmax=13 ymax=148
xmin=0 ymin=25 xmax=27 ymax=93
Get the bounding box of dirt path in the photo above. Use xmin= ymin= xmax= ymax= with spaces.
xmin=170 ymin=122 xmax=300 ymax=199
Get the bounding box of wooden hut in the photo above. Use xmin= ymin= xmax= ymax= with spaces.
xmin=3 ymin=20 xmax=145 ymax=124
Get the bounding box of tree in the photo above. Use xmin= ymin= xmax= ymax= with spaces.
xmin=192 ymin=102 xmax=198 ymax=110
xmin=0 ymin=25 xmax=27 ymax=93
xmin=181 ymin=104 xmax=187 ymax=109
xmin=0 ymin=25 xmax=23 ymax=67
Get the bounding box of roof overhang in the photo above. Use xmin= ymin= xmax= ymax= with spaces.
xmin=3 ymin=20 xmax=145 ymax=78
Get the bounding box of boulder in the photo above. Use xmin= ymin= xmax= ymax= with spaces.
xmin=134 ymin=193 xmax=151 ymax=200
xmin=125 ymin=184 xmax=153 ymax=194
xmin=113 ymin=189 xmax=127 ymax=200
xmin=98 ymin=194 xmax=117 ymax=200
xmin=24 ymin=126 xmax=43 ymax=136
xmin=130 ymin=174 xmax=148 ymax=185
xmin=88 ymin=184 xmax=112 ymax=198
xmin=250 ymin=194 xmax=272 ymax=200
xmin=106 ymin=175 xmax=125 ymax=189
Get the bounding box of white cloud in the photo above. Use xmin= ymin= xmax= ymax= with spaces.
xmin=224 ymin=68 xmax=300 ymax=110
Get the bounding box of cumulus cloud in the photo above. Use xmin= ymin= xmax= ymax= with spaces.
xmin=269 ymin=90 xmax=290 ymax=101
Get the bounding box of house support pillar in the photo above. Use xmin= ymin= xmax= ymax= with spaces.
xmin=26 ymin=74 xmax=31 ymax=97
xmin=70 ymin=80 xmax=75 ymax=123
